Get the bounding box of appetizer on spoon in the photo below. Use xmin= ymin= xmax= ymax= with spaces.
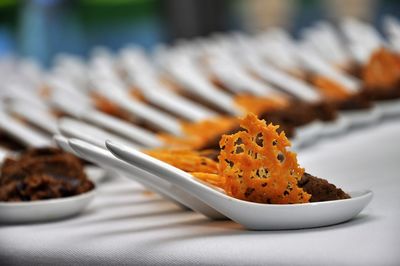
xmin=106 ymin=113 xmax=372 ymax=230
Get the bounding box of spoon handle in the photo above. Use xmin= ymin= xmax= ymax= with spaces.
xmin=164 ymin=57 xmax=243 ymax=116
xmin=245 ymin=56 xmax=321 ymax=102
xmin=0 ymin=112 xmax=51 ymax=147
xmin=58 ymin=118 xmax=142 ymax=150
xmin=97 ymin=86 xmax=183 ymax=135
xmin=0 ymin=146 xmax=8 ymax=162
xmin=81 ymin=109 xmax=163 ymax=148
xmin=53 ymin=135 xmax=78 ymax=155
xmin=120 ymin=53 xmax=218 ymax=121
xmin=138 ymin=84 xmax=217 ymax=121
xmin=296 ymin=45 xmax=360 ymax=92
xmin=206 ymin=55 xmax=279 ymax=97
xmin=68 ymin=138 xmax=225 ymax=219
xmin=8 ymin=100 xmax=59 ymax=134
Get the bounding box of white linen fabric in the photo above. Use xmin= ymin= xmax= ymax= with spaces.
xmin=1 ymin=119 xmax=400 ymax=266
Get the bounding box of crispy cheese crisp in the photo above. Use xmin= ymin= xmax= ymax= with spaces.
xmin=218 ymin=113 xmax=311 ymax=204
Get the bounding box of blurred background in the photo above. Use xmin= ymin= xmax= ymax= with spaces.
xmin=0 ymin=0 xmax=399 ymax=66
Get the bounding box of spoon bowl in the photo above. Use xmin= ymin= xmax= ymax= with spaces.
xmin=106 ymin=140 xmax=373 ymax=230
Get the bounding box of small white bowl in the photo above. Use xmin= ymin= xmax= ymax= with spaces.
xmin=0 ymin=188 xmax=96 ymax=224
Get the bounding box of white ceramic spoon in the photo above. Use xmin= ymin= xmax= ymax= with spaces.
xmin=296 ymin=43 xmax=361 ymax=93
xmin=383 ymin=15 xmax=400 ymax=53
xmin=204 ymin=50 xmax=280 ymax=97
xmin=7 ymin=100 xmax=59 ymax=134
xmin=93 ymin=80 xmax=183 ymax=135
xmin=239 ymin=34 xmax=349 ymax=143
xmin=0 ymin=101 xmax=109 ymax=185
xmin=48 ymin=90 xmax=163 ymax=148
xmin=295 ymin=44 xmax=382 ymax=127
xmin=0 ymin=111 xmax=51 ymax=147
xmin=253 ymin=33 xmax=378 ymax=133
xmin=119 ymin=49 xmax=217 ymax=121
xmin=106 ymin=140 xmax=373 ymax=230
xmin=214 ymin=36 xmax=330 ymax=145
xmin=0 ymin=147 xmax=9 ymax=162
xmin=63 ymin=137 xmax=226 ymax=220
xmin=80 ymin=109 xmax=164 ymax=148
xmin=161 ymin=52 xmax=243 ymax=116
xmin=340 ymin=18 xmax=384 ymax=65
xmin=58 ymin=117 xmax=143 ymax=149
xmin=51 ymin=135 xmax=108 ymax=185
xmin=54 ymin=136 xmax=184 ymax=210
xmin=233 ymin=34 xmax=322 ymax=102
xmin=340 ymin=19 xmax=400 ymax=118
xmin=300 ymin=22 xmax=350 ymax=68
xmin=2 ymin=82 xmax=48 ymax=110
xmin=234 ymin=39 xmax=337 ymax=141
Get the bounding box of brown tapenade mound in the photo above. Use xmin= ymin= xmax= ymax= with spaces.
xmin=334 ymin=91 xmax=372 ymax=111
xmin=262 ymin=100 xmax=337 ymax=126
xmin=0 ymin=148 xmax=94 ymax=202
xmin=199 ymin=100 xmax=335 ymax=150
xmin=362 ymin=85 xmax=400 ymax=101
xmin=298 ymin=172 xmax=350 ymax=202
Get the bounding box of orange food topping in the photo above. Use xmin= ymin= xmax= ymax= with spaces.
xmin=157 ymin=134 xmax=200 ymax=149
xmin=159 ymin=117 xmax=238 ymax=149
xmin=145 ymin=149 xmax=218 ymax=174
xmin=234 ymin=94 xmax=288 ymax=115
xmin=91 ymin=93 xmax=130 ymax=120
xmin=311 ymin=75 xmax=351 ymax=101
xmin=363 ymin=47 xmax=400 ymax=90
xmin=191 ymin=172 xmax=225 ymax=188
xmin=129 ymin=89 xmax=146 ymax=102
xmin=218 ymin=113 xmax=310 ymax=204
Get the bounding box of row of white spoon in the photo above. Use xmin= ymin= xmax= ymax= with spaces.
xmin=3 ymin=17 xmax=397 ymax=228
xmin=1 ymin=17 xmax=396 ymax=145
xmin=51 ymin=134 xmax=372 ymax=230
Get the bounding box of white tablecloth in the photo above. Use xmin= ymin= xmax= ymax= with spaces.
xmin=1 ymin=119 xmax=400 ymax=266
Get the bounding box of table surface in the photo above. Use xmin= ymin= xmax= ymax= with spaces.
xmin=1 ymin=118 xmax=400 ymax=266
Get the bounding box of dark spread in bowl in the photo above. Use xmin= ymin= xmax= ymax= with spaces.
xmin=0 ymin=148 xmax=94 ymax=202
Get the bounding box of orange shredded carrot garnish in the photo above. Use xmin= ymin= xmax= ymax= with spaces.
xmin=234 ymin=94 xmax=288 ymax=115
xmin=218 ymin=113 xmax=310 ymax=204
xmin=145 ymin=149 xmax=218 ymax=174
xmin=191 ymin=172 xmax=225 ymax=188
xmin=311 ymin=75 xmax=351 ymax=101
xmin=181 ymin=117 xmax=238 ymax=141
xmin=363 ymin=47 xmax=400 ymax=90
xmin=91 ymin=93 xmax=129 ymax=119
xmin=159 ymin=117 xmax=238 ymax=149
xmin=129 ymin=89 xmax=146 ymax=102
xmin=157 ymin=134 xmax=200 ymax=149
